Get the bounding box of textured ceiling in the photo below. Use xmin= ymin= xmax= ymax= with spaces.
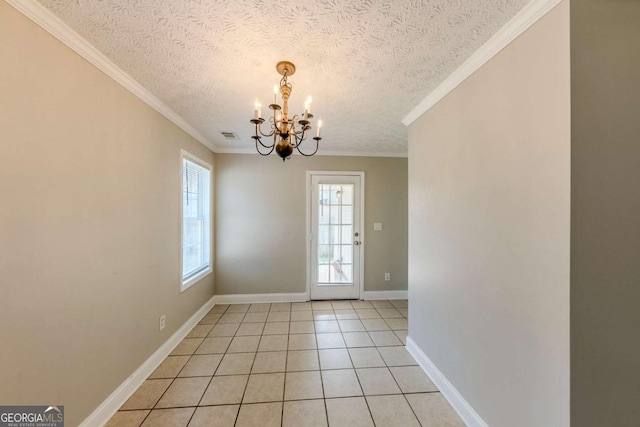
xmin=36 ymin=0 xmax=529 ymax=155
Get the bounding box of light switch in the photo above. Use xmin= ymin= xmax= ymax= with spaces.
xmin=373 ymin=222 xmax=383 ymax=231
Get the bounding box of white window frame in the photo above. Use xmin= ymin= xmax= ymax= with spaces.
xmin=180 ymin=150 xmax=213 ymax=292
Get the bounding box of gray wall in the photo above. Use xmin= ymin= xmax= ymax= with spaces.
xmin=0 ymin=5 xmax=214 ymax=426
xmin=407 ymin=2 xmax=570 ymax=426
xmin=215 ymin=154 xmax=408 ymax=296
xmin=570 ymin=0 xmax=640 ymax=425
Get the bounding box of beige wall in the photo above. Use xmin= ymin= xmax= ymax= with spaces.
xmin=570 ymin=0 xmax=640 ymax=425
xmin=407 ymin=2 xmax=570 ymax=426
xmin=215 ymin=154 xmax=407 ymax=295
xmin=0 ymin=4 xmax=214 ymax=426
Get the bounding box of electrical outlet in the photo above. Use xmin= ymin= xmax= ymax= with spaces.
xmin=384 ymin=273 xmax=390 ymax=281
xmin=159 ymin=315 xmax=166 ymax=331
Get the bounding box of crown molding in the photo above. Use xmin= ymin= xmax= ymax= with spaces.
xmin=213 ymin=146 xmax=408 ymax=158
xmin=5 ymin=0 xmax=405 ymax=158
xmin=402 ymin=0 xmax=564 ymax=126
xmin=5 ymin=0 xmax=219 ymax=152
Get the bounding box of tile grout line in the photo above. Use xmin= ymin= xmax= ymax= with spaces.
xmin=342 ymin=330 xmax=377 ymax=426
xmin=317 ymin=305 xmax=335 ymax=427
xmin=147 ymin=305 xmax=229 ymax=425
xmin=280 ymin=305 xmax=291 ymax=427
xmin=233 ymin=305 xmax=253 ymax=427
xmin=189 ymin=304 xmax=232 ymax=426
xmin=109 ymin=299 xmax=413 ymax=427
xmin=373 ymin=302 xmax=421 ymax=426
xmin=186 ymin=303 xmax=232 ymax=425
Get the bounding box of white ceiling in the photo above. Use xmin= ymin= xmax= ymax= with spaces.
xmin=36 ymin=0 xmax=529 ymax=156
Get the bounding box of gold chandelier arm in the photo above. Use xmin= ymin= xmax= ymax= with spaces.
xmin=289 ymin=129 xmax=303 ymax=148
xmin=257 ymin=137 xmax=275 ymax=149
xmin=251 ymin=120 xmax=276 ymax=146
xmin=291 ymin=120 xmax=314 ymax=146
xmin=295 ymin=136 xmax=321 ymax=157
xmin=287 ymin=116 xmax=309 ymax=147
xmin=257 ymin=122 xmax=275 ymax=138
xmin=290 ymin=126 xmax=308 ymax=138
xmin=255 ymin=137 xmax=275 ymax=156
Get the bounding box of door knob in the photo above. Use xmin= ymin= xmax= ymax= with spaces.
xmin=354 ymin=241 xmax=361 ymax=246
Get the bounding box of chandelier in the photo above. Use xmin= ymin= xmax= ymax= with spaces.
xmin=250 ymin=61 xmax=322 ymax=161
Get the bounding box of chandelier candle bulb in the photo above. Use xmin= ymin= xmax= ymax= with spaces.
xmin=317 ymin=119 xmax=322 ymax=138
xmin=254 ymin=99 xmax=261 ymax=119
xmin=273 ymin=85 xmax=278 ymax=103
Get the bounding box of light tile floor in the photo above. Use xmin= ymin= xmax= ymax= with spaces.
xmin=106 ymin=300 xmax=465 ymax=427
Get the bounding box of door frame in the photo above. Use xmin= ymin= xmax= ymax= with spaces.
xmin=306 ymin=171 xmax=365 ymax=301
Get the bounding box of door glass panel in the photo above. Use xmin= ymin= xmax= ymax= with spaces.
xmin=319 ymin=209 xmax=330 ymax=224
xmin=330 ymin=185 xmax=341 ymax=204
xmin=340 ymin=264 xmax=353 ymax=283
xmin=341 ymin=206 xmax=353 ymax=224
xmin=320 ymin=188 xmax=330 ymax=205
xmin=341 ymin=244 xmax=353 ymax=263
xmin=317 ymin=183 xmax=355 ymax=284
xmin=329 ymin=225 xmax=341 ymax=244
xmin=318 ymin=225 xmax=329 ymax=244
xmin=341 ymin=185 xmax=353 ymax=204
xmin=328 ymin=261 xmax=352 ymax=283
xmin=329 ymin=206 xmax=339 ymax=224
xmin=341 ymin=225 xmax=352 ymax=244
xmin=318 ymin=244 xmax=331 ymax=264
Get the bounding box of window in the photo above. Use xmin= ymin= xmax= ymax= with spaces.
xmin=181 ymin=151 xmax=212 ymax=290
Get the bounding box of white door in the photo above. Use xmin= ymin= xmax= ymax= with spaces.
xmin=308 ymin=172 xmax=363 ymax=300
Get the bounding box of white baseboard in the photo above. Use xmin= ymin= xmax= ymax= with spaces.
xmin=79 ymin=295 xmax=216 ymax=427
xmin=363 ymin=290 xmax=408 ymax=300
xmin=213 ymin=292 xmax=308 ymax=304
xmin=214 ymin=291 xmax=407 ymax=303
xmin=406 ymin=336 xmax=488 ymax=427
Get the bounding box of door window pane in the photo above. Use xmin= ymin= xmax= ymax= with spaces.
xmin=328 ymin=262 xmax=352 ymax=283
xmin=341 ymin=225 xmax=352 ymax=244
xmin=341 ymin=206 xmax=353 ymax=224
xmin=341 ymin=245 xmax=353 ymax=263
xmin=318 ymin=225 xmax=330 ymax=244
xmin=330 ymin=185 xmax=342 ymax=204
xmin=340 ymin=264 xmax=353 ymax=283
xmin=329 ymin=206 xmax=339 ymax=224
xmin=317 ymin=183 xmax=355 ymax=284
xmin=341 ymin=185 xmax=353 ymax=204
xmin=318 ymin=245 xmax=332 ymax=264
xmin=329 ymin=225 xmax=341 ymax=245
